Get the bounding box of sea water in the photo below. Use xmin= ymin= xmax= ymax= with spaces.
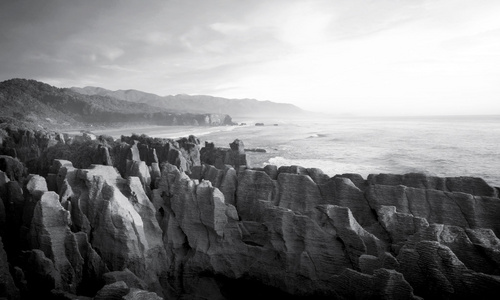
xmin=96 ymin=115 xmax=500 ymax=187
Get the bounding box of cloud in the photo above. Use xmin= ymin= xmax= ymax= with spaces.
xmin=210 ymin=22 xmax=249 ymax=35
xmin=0 ymin=0 xmax=499 ymax=115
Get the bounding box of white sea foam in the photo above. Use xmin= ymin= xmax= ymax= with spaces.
xmin=258 ymin=116 xmax=500 ymax=186
xmin=264 ymin=156 xmax=391 ymax=179
xmin=94 ymin=116 xmax=500 ymax=187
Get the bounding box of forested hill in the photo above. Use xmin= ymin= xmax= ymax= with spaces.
xmin=71 ymin=86 xmax=307 ymax=117
xmin=0 ymin=79 xmax=233 ymax=129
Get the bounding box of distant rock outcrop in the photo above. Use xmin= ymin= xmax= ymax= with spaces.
xmin=200 ymin=139 xmax=248 ymax=171
xmin=0 ymin=133 xmax=499 ymax=299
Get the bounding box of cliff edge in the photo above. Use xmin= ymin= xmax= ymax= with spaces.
xmin=1 ymin=130 xmax=499 ymax=299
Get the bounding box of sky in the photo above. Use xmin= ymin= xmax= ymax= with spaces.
xmin=1 ymin=0 xmax=500 ymax=116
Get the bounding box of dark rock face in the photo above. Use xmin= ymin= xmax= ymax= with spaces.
xmin=200 ymin=139 xmax=248 ymax=171
xmin=367 ymin=173 xmax=498 ymax=197
xmin=0 ymin=134 xmax=499 ymax=299
xmin=0 ymin=155 xmax=27 ymax=183
xmin=154 ymin=159 xmax=500 ymax=299
xmin=0 ymin=237 xmax=20 ymax=299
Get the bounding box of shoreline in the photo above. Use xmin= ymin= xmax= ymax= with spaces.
xmin=63 ymin=124 xmax=240 ymax=140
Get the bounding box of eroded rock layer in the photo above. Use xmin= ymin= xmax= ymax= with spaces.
xmin=0 ymin=134 xmax=499 ymax=299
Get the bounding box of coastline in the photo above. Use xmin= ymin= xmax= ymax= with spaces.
xmin=57 ymin=117 xmax=500 ymax=188
xmin=63 ymin=124 xmax=239 ymax=140
xmin=1 ymin=119 xmax=500 ymax=299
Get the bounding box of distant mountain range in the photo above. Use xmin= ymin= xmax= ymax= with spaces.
xmin=0 ymin=79 xmax=234 ymax=129
xmin=70 ymin=86 xmax=307 ymax=117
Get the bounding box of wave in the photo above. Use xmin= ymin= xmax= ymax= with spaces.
xmin=264 ymin=156 xmax=379 ymax=178
xmin=307 ymin=133 xmax=328 ymax=139
xmin=134 ymin=125 xmax=239 ymax=139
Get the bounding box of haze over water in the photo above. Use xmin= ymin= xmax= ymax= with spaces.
xmin=94 ymin=115 xmax=500 ymax=188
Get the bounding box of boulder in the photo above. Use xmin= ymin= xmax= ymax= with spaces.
xmin=103 ymin=268 xmax=147 ymax=290
xmin=94 ymin=281 xmax=130 ymax=300
xmin=123 ymin=288 xmax=163 ymax=300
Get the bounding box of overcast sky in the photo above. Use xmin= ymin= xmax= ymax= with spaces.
xmin=1 ymin=0 xmax=499 ymax=115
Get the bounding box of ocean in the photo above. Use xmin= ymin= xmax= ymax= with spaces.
xmin=92 ymin=115 xmax=500 ymax=188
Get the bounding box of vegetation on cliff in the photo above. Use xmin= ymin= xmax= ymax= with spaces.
xmin=0 ymin=78 xmax=234 ymax=130
xmin=71 ymin=86 xmax=307 ymax=117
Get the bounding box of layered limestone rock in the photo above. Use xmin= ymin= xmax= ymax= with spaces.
xmin=0 ymin=126 xmax=62 ymax=164
xmin=1 ymin=157 xmax=167 ymax=298
xmin=366 ymin=184 xmax=500 ymax=236
xmin=0 ymin=155 xmax=26 ymax=182
xmin=158 ymin=162 xmax=499 ymax=299
xmin=155 ymin=163 xmax=421 ymax=297
xmin=368 ymin=173 xmax=498 ymax=197
xmin=1 ymin=135 xmax=500 ymax=299
xmin=28 ymin=191 xmax=82 ymax=293
xmin=156 ymin=163 xmax=356 ymax=297
xmin=200 ymin=139 xmax=248 ymax=171
xmin=191 ymin=164 xmax=238 ymax=206
xmin=118 ymin=134 xmax=201 ymax=175
xmin=57 ymin=163 xmax=169 ymax=296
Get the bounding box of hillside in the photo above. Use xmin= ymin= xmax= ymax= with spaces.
xmin=0 ymin=79 xmax=234 ymax=129
xmin=71 ymin=86 xmax=307 ymax=117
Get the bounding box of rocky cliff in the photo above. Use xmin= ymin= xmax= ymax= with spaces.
xmin=1 ymin=130 xmax=499 ymax=299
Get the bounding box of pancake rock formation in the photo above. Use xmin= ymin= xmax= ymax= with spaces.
xmin=0 ymin=133 xmax=499 ymax=299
